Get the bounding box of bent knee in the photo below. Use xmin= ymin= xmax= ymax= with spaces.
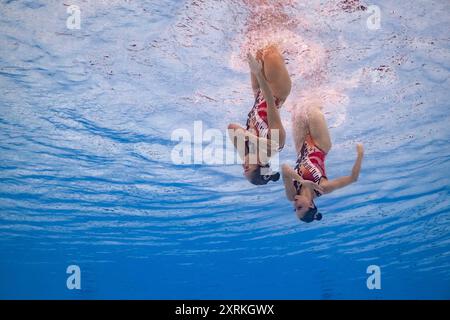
xmin=322 ymin=141 xmax=332 ymax=153
xmin=307 ymin=105 xmax=324 ymax=118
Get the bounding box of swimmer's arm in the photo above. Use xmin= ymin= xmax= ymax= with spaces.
xmin=227 ymin=123 xmax=279 ymax=162
xmin=248 ymin=53 xmax=286 ymax=149
xmin=250 ymin=49 xmax=264 ymax=97
xmin=227 ymin=123 xmax=249 ymax=160
xmin=253 ymin=66 xmax=276 ymax=115
xmin=282 ymin=164 xmax=300 ymax=201
xmin=322 ymin=144 xmax=364 ymax=194
xmin=251 ymin=73 xmax=260 ymax=98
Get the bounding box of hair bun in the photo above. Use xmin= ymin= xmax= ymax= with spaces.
xmin=270 ymin=172 xmax=280 ymax=182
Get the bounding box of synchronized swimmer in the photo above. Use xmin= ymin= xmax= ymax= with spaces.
xmin=228 ymin=45 xmax=291 ymax=185
xmin=282 ymin=106 xmax=364 ymax=223
xmin=228 ymin=44 xmax=364 ymax=223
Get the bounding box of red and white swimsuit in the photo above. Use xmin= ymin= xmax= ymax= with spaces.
xmin=246 ymin=89 xmax=282 ymax=142
xmin=294 ymin=135 xmax=327 ymax=197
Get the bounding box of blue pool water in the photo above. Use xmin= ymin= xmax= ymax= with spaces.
xmin=0 ymin=0 xmax=449 ymax=299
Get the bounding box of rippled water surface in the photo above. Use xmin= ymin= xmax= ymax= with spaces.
xmin=0 ymin=0 xmax=449 ymax=299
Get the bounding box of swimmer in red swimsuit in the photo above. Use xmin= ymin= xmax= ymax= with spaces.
xmin=282 ymin=105 xmax=364 ymax=222
xmin=228 ymin=45 xmax=292 ymax=185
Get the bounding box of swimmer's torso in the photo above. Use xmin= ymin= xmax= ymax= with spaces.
xmin=294 ymin=135 xmax=327 ymax=196
xmin=246 ymin=89 xmax=281 ymax=140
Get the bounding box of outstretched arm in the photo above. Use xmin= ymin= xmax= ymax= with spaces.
xmin=322 ymin=144 xmax=364 ymax=194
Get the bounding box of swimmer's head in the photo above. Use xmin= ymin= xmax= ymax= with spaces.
xmin=243 ymin=163 xmax=280 ymax=185
xmin=294 ymin=198 xmax=322 ymax=223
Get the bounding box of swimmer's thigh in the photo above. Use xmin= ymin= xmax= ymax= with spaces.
xmin=308 ymin=107 xmax=332 ymax=153
xmin=262 ymin=46 xmax=292 ymax=102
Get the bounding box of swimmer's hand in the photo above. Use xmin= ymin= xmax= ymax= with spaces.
xmin=247 ymin=53 xmax=262 ymax=75
xmin=356 ymin=143 xmax=364 ymax=157
xmin=303 ymin=180 xmax=325 ymax=195
xmin=294 ymin=176 xmax=324 ymax=195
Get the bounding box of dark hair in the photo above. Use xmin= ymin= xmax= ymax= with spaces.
xmin=248 ymin=165 xmax=280 ymax=185
xmin=299 ymin=203 xmax=323 ymax=223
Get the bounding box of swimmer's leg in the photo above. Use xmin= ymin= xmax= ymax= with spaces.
xmin=260 ymin=45 xmax=292 ymax=102
xmin=307 ymin=106 xmax=332 ymax=153
xmin=292 ymin=110 xmax=308 ymax=155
